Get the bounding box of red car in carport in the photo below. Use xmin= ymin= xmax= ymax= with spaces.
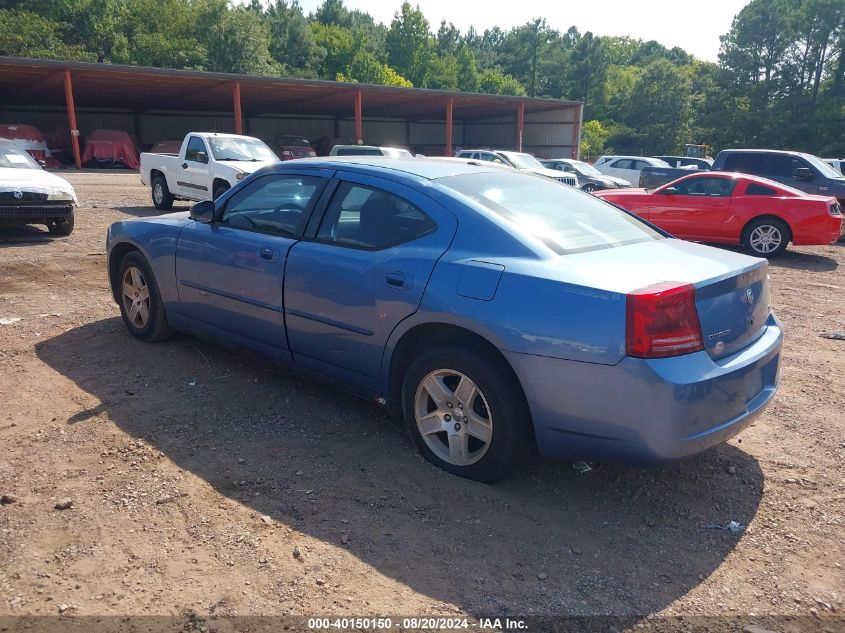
xmin=595 ymin=172 xmax=843 ymax=257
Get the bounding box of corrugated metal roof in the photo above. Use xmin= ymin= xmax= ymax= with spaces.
xmin=0 ymin=57 xmax=580 ymax=120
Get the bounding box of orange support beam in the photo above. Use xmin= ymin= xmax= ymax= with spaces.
xmin=445 ymin=97 xmax=453 ymax=157
xmin=516 ymin=101 xmax=525 ymax=153
xmin=63 ymin=69 xmax=81 ymax=169
xmin=233 ymin=81 xmax=243 ymax=135
xmin=572 ymin=103 xmax=584 ymax=159
xmin=354 ymin=89 xmax=363 ymax=144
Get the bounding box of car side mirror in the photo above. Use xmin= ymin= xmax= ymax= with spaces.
xmin=793 ymin=167 xmax=813 ymax=180
xmin=196 ymin=151 xmax=208 ymax=164
xmin=663 ymin=187 xmax=678 ymax=195
xmin=190 ymin=200 xmax=215 ymax=223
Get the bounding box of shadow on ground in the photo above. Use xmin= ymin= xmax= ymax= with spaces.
xmin=714 ymin=243 xmax=839 ymax=271
xmin=35 ymin=318 xmax=765 ymax=616
xmin=0 ymin=225 xmax=58 ymax=246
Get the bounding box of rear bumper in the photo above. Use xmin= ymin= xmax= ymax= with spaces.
xmin=506 ymin=314 xmax=783 ymax=463
xmin=792 ymin=214 xmax=843 ymax=245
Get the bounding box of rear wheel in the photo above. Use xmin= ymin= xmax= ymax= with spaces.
xmin=743 ymin=217 xmax=790 ymax=258
xmin=402 ymin=346 xmax=529 ymax=482
xmin=152 ymin=175 xmax=174 ymax=211
xmin=47 ymin=211 xmax=74 ymax=236
xmin=117 ymin=251 xmax=174 ymax=342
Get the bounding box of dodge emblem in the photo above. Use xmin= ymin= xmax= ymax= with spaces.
xmin=13 ymin=190 xmax=23 ymax=199
xmin=743 ymin=288 xmax=754 ymax=304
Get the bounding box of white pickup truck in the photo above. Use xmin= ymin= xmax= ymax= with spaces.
xmin=140 ymin=132 xmax=279 ymax=210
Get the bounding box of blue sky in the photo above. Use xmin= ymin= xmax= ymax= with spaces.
xmin=290 ymin=0 xmax=751 ymax=62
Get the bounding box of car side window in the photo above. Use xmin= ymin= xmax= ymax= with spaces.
xmin=317 ymin=181 xmax=436 ymax=250
xmin=220 ymin=175 xmax=323 ymax=236
xmin=745 ymin=183 xmax=777 ymax=196
xmin=491 ymin=155 xmax=507 ymax=165
xmin=184 ymin=136 xmax=207 ymax=163
xmin=672 ymin=177 xmax=736 ymax=197
xmin=722 ymin=153 xmax=761 ymax=174
xmin=763 ymin=154 xmax=803 ymax=178
xmin=611 ymin=159 xmax=632 ymax=170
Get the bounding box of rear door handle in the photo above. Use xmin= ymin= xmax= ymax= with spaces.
xmin=259 ymin=247 xmax=279 ymax=261
xmin=385 ymin=272 xmax=412 ymax=289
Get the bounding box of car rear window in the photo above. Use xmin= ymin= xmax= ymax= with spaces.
xmin=439 ymin=172 xmax=664 ymax=254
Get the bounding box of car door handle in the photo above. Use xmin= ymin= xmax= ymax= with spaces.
xmin=259 ymin=247 xmax=279 ymax=261
xmin=385 ymin=272 xmax=412 ymax=289
xmin=181 ymin=162 xmax=188 ymax=169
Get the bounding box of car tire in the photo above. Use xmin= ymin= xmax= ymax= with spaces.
xmin=401 ymin=346 xmax=530 ymax=483
xmin=117 ymin=251 xmax=174 ymax=342
xmin=582 ymin=183 xmax=598 ymax=193
xmin=47 ymin=211 xmax=74 ymax=236
xmin=742 ymin=217 xmax=790 ymax=258
xmin=213 ymin=183 xmax=230 ymax=201
xmin=151 ymin=175 xmax=174 ymax=211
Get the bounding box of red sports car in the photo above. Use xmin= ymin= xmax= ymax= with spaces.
xmin=595 ymin=171 xmax=843 ymax=257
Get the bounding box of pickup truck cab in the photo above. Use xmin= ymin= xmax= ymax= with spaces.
xmin=140 ymin=133 xmax=279 ymax=210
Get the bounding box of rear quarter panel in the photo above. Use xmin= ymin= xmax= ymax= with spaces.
xmin=722 ymin=190 xmax=838 ymax=244
xmin=139 ymin=153 xmax=181 ymax=188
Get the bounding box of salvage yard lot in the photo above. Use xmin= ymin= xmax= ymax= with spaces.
xmin=1 ymin=172 xmax=844 ymax=622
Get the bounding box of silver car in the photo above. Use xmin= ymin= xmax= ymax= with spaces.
xmin=456 ymin=149 xmax=579 ymax=187
xmin=541 ymin=159 xmax=631 ymax=192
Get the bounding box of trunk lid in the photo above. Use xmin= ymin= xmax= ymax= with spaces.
xmin=530 ymin=239 xmax=772 ymax=360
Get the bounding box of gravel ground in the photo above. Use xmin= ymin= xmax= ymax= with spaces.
xmin=0 ymin=171 xmax=843 ymax=630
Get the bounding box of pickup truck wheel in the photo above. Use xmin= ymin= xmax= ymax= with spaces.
xmin=213 ymin=183 xmax=230 ymax=200
xmin=743 ymin=217 xmax=789 ymax=258
xmin=47 ymin=211 xmax=74 ymax=236
xmin=402 ymin=346 xmax=529 ymax=483
xmin=152 ymin=176 xmax=174 ymax=211
xmin=117 ymin=251 xmax=174 ymax=342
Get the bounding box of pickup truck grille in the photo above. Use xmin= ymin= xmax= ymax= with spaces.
xmin=555 ymin=174 xmax=578 ymax=187
xmin=0 ymin=191 xmax=48 ymax=202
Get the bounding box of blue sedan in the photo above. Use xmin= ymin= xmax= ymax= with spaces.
xmin=107 ymin=157 xmax=783 ymax=482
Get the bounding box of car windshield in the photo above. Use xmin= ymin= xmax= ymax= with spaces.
xmin=503 ymin=152 xmax=544 ymax=169
xmin=568 ymin=160 xmax=603 ymax=176
xmin=0 ymin=140 xmax=39 ymax=169
xmin=802 ymin=153 xmax=844 ymax=179
xmin=440 ymin=171 xmax=664 ymax=254
xmin=209 ymin=137 xmax=278 ymax=162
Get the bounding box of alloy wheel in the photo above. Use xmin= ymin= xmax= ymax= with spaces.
xmin=749 ymin=225 xmax=783 ymax=254
xmin=121 ymin=266 xmax=150 ymax=329
xmin=414 ymin=369 xmax=493 ymax=466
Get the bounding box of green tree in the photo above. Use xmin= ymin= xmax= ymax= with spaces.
xmin=478 ymin=68 xmax=526 ymax=96
xmin=264 ymin=0 xmax=322 ymax=77
xmin=456 ymin=45 xmax=479 ymax=92
xmin=206 ymin=7 xmax=278 ymax=75
xmin=385 ymin=2 xmax=433 ymax=86
xmin=336 ymin=49 xmax=412 ymax=87
xmin=0 ymin=9 xmax=94 ymax=61
xmin=579 ymin=119 xmax=611 ymax=161
xmin=498 ymin=18 xmax=553 ymax=97
xmin=624 ymin=59 xmax=693 ymax=154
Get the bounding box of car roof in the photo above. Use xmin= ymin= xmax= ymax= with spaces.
xmin=283 ymin=156 xmax=511 ymax=180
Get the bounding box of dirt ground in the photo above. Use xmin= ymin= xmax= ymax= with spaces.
xmin=1 ymin=171 xmax=844 ymax=629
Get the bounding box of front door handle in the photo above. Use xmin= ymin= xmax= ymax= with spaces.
xmin=259 ymin=247 xmax=279 ymax=261
xmin=385 ymin=272 xmax=412 ymax=289
xmin=181 ymin=162 xmax=188 ymax=169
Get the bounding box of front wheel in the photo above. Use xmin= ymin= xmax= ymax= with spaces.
xmin=402 ymin=346 xmax=530 ymax=482
xmin=743 ymin=217 xmax=790 ymax=258
xmin=213 ymin=183 xmax=230 ymax=200
xmin=47 ymin=211 xmax=74 ymax=236
xmin=117 ymin=251 xmax=174 ymax=342
xmin=582 ymin=183 xmax=598 ymax=193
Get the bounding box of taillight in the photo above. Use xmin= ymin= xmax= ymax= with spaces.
xmin=829 ymin=202 xmax=842 ymax=216
xmin=626 ymin=281 xmax=704 ymax=358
